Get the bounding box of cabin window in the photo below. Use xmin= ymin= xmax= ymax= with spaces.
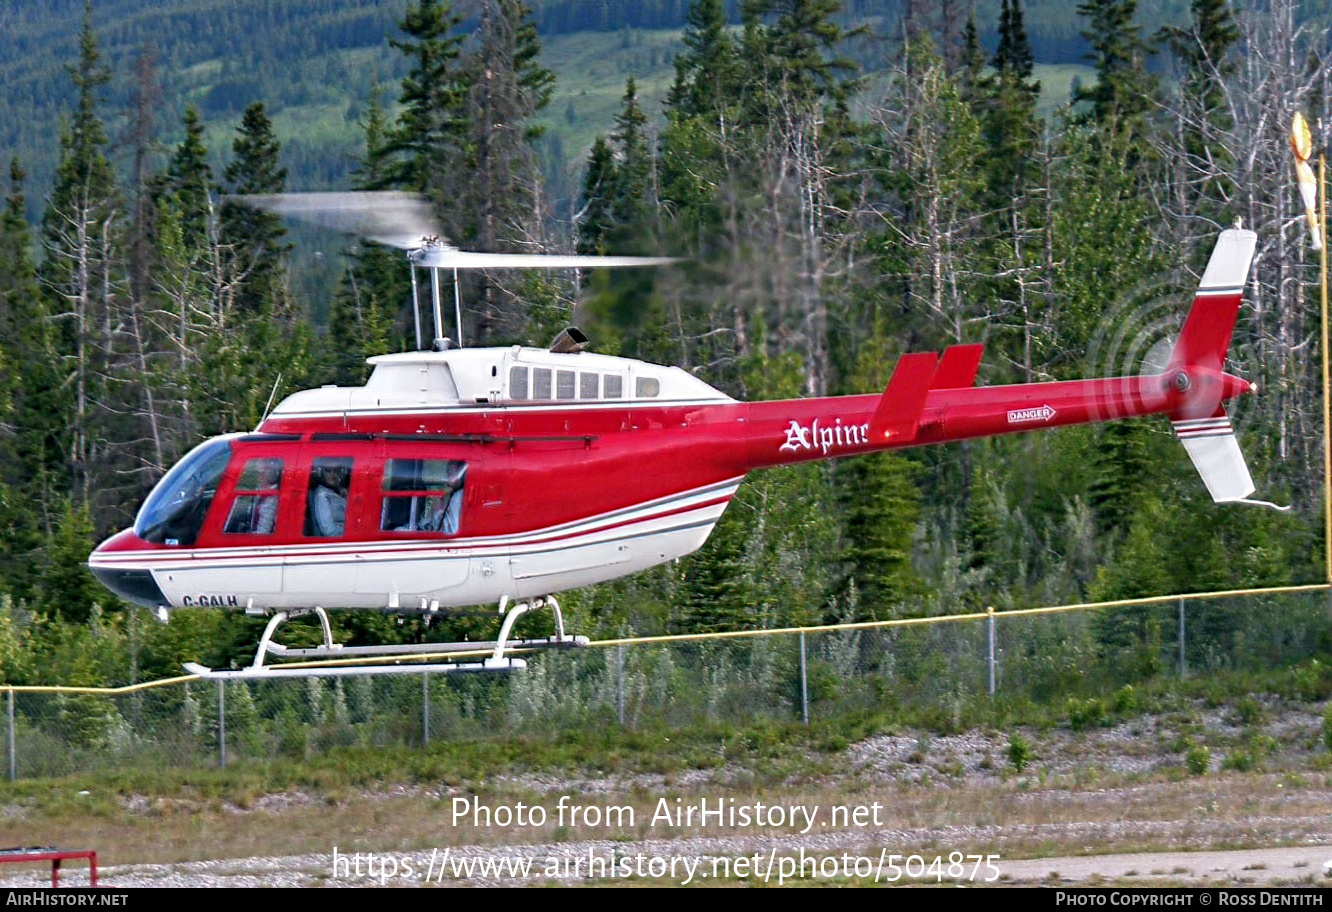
xmin=380 ymin=459 xmax=467 ymax=535
xmin=532 ymin=368 xmax=552 ymax=400
xmin=509 ymin=366 xmax=528 ymax=400
xmin=580 ymin=372 xmax=599 ymax=399
xmin=305 ymin=457 xmax=353 ymax=537
xmin=636 ymin=376 xmax=660 ymax=398
xmin=556 ymin=370 xmax=576 ymax=400
xmin=135 ymin=437 xmax=233 ymax=546
xmin=224 ymin=457 xmax=284 ymax=535
xmin=604 ymin=375 xmax=623 ymax=399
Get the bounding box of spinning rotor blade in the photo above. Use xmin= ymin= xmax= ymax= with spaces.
xmin=229 ymin=191 xmax=444 ymax=250
xmin=230 ymin=192 xmax=678 ymax=270
xmin=409 ymin=249 xmax=679 ymax=270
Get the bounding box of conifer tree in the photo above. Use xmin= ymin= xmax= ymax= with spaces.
xmin=836 ymin=450 xmax=922 ymax=620
xmin=384 ymin=0 xmax=468 ymax=200
xmin=1159 ymin=0 xmax=1240 ymax=215
xmin=224 ymin=107 xmax=314 ymax=424
xmin=667 ymin=0 xmax=736 ymax=119
xmin=1075 ymin=0 xmax=1160 ymax=147
xmin=730 ymin=0 xmax=861 ymax=396
xmin=578 ymin=80 xmax=665 ymax=358
xmin=577 ymin=136 xmax=617 ymax=256
xmin=164 ymin=105 xmax=212 ymax=253
xmin=126 ymin=47 xmax=161 ymax=309
xmin=0 ymin=159 xmax=60 ymax=599
xmin=979 ymin=0 xmax=1041 ymax=191
xmin=0 ymin=159 xmax=42 ymax=364
xmin=329 ymin=89 xmax=413 ymax=381
xmin=221 ymin=102 xmax=290 ymax=316
xmin=463 ymin=0 xmax=556 ymax=342
xmin=37 ymin=501 xmax=103 ymax=623
xmin=957 ymin=12 xmax=986 ymax=107
xmin=993 ymin=0 xmax=1034 ymax=80
xmin=970 ymin=0 xmax=1044 ymax=379
xmin=661 ymin=0 xmax=741 ymax=243
xmin=41 ymin=1 xmax=121 ymax=506
xmin=609 ymin=77 xmax=653 ymax=248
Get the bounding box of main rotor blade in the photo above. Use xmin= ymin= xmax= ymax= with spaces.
xmin=410 ymin=249 xmax=678 ymax=270
xmin=228 ymin=191 xmax=443 ymax=250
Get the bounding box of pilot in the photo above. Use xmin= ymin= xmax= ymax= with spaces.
xmin=311 ymin=464 xmax=348 ymax=536
xmin=417 ymin=464 xmax=465 ymax=534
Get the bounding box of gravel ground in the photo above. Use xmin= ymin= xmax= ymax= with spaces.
xmin=4 ymin=699 xmax=1332 ymax=887
xmin=4 ymin=836 xmax=1330 ymax=887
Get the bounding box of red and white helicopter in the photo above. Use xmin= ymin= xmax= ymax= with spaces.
xmin=88 ymin=194 xmax=1273 ymax=679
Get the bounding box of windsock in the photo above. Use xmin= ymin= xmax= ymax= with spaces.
xmin=1291 ymin=112 xmax=1322 ymax=251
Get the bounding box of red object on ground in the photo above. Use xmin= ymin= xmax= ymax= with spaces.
xmin=0 ymin=847 xmax=98 ymax=887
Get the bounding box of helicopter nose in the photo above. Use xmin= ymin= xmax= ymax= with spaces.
xmin=88 ymin=529 xmax=169 ymax=609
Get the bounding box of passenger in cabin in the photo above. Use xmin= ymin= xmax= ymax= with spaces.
xmin=311 ymin=463 xmax=349 ymax=536
xmin=253 ymin=460 xmax=281 ymax=534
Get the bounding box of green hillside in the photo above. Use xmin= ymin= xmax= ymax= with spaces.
xmin=0 ymin=0 xmax=1176 ymax=209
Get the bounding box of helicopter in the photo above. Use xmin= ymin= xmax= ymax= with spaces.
xmin=88 ymin=194 xmax=1273 ymax=679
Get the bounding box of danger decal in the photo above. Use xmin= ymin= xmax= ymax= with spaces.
xmin=1006 ymin=405 xmax=1057 ymax=424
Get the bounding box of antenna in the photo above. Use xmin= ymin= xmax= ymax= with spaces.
xmin=259 ymin=372 xmax=283 ymax=426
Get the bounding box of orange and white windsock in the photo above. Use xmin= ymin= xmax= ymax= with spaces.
xmin=1291 ymin=112 xmax=1322 ymax=251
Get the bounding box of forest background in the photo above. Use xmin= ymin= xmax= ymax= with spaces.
xmin=0 ymin=0 xmax=1327 ymax=690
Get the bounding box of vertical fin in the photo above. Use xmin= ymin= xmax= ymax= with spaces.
xmin=932 ymin=344 xmax=984 ymax=390
xmin=869 ymin=352 xmax=939 ymax=444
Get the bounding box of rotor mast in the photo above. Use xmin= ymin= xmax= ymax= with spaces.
xmin=408 ymin=243 xmax=467 ymax=350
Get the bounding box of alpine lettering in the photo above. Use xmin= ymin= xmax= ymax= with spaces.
xmin=779 ymin=418 xmax=871 ymax=455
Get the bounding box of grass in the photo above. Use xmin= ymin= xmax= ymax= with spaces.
xmin=5 ymin=659 xmax=1332 ymax=879
xmin=1 ymin=687 xmax=1331 ymax=868
xmin=8 ymin=762 xmax=1332 ymax=872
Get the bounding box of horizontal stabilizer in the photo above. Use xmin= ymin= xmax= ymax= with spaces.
xmin=870 ymin=352 xmax=939 ymax=444
xmin=1172 ymin=415 xmax=1255 ymax=503
xmin=932 ymin=344 xmax=984 ymax=390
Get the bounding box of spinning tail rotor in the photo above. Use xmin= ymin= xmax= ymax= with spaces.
xmin=1162 ymin=229 xmax=1287 ymax=510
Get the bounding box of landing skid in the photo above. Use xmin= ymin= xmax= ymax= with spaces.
xmin=183 ymin=597 xmax=587 ymax=680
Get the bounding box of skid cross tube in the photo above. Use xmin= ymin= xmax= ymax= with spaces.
xmin=183 ymin=598 xmax=586 ymax=679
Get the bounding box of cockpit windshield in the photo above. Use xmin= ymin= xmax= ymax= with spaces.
xmin=134 ymin=437 xmax=234 ymax=546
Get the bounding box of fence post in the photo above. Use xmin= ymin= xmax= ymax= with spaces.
xmin=217 ymin=680 xmax=227 ymax=769
xmin=7 ymin=689 xmax=14 ymax=781
xmin=987 ymin=607 xmax=996 ymax=696
xmin=422 ymin=673 xmax=430 ymax=746
xmin=1178 ymin=597 xmax=1187 ymax=678
xmin=615 ymin=647 xmax=625 ymax=727
xmin=799 ymin=631 xmax=809 ymax=726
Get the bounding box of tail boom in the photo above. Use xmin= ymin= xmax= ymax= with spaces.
xmin=741 ymin=228 xmax=1261 ymax=494
xmin=741 ymin=369 xmax=1252 ymax=471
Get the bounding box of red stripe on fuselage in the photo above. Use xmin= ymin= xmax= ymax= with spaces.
xmin=92 ymin=492 xmax=737 ymax=568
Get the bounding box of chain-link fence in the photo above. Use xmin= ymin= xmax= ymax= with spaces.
xmin=5 ymin=586 xmax=1330 ymax=779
